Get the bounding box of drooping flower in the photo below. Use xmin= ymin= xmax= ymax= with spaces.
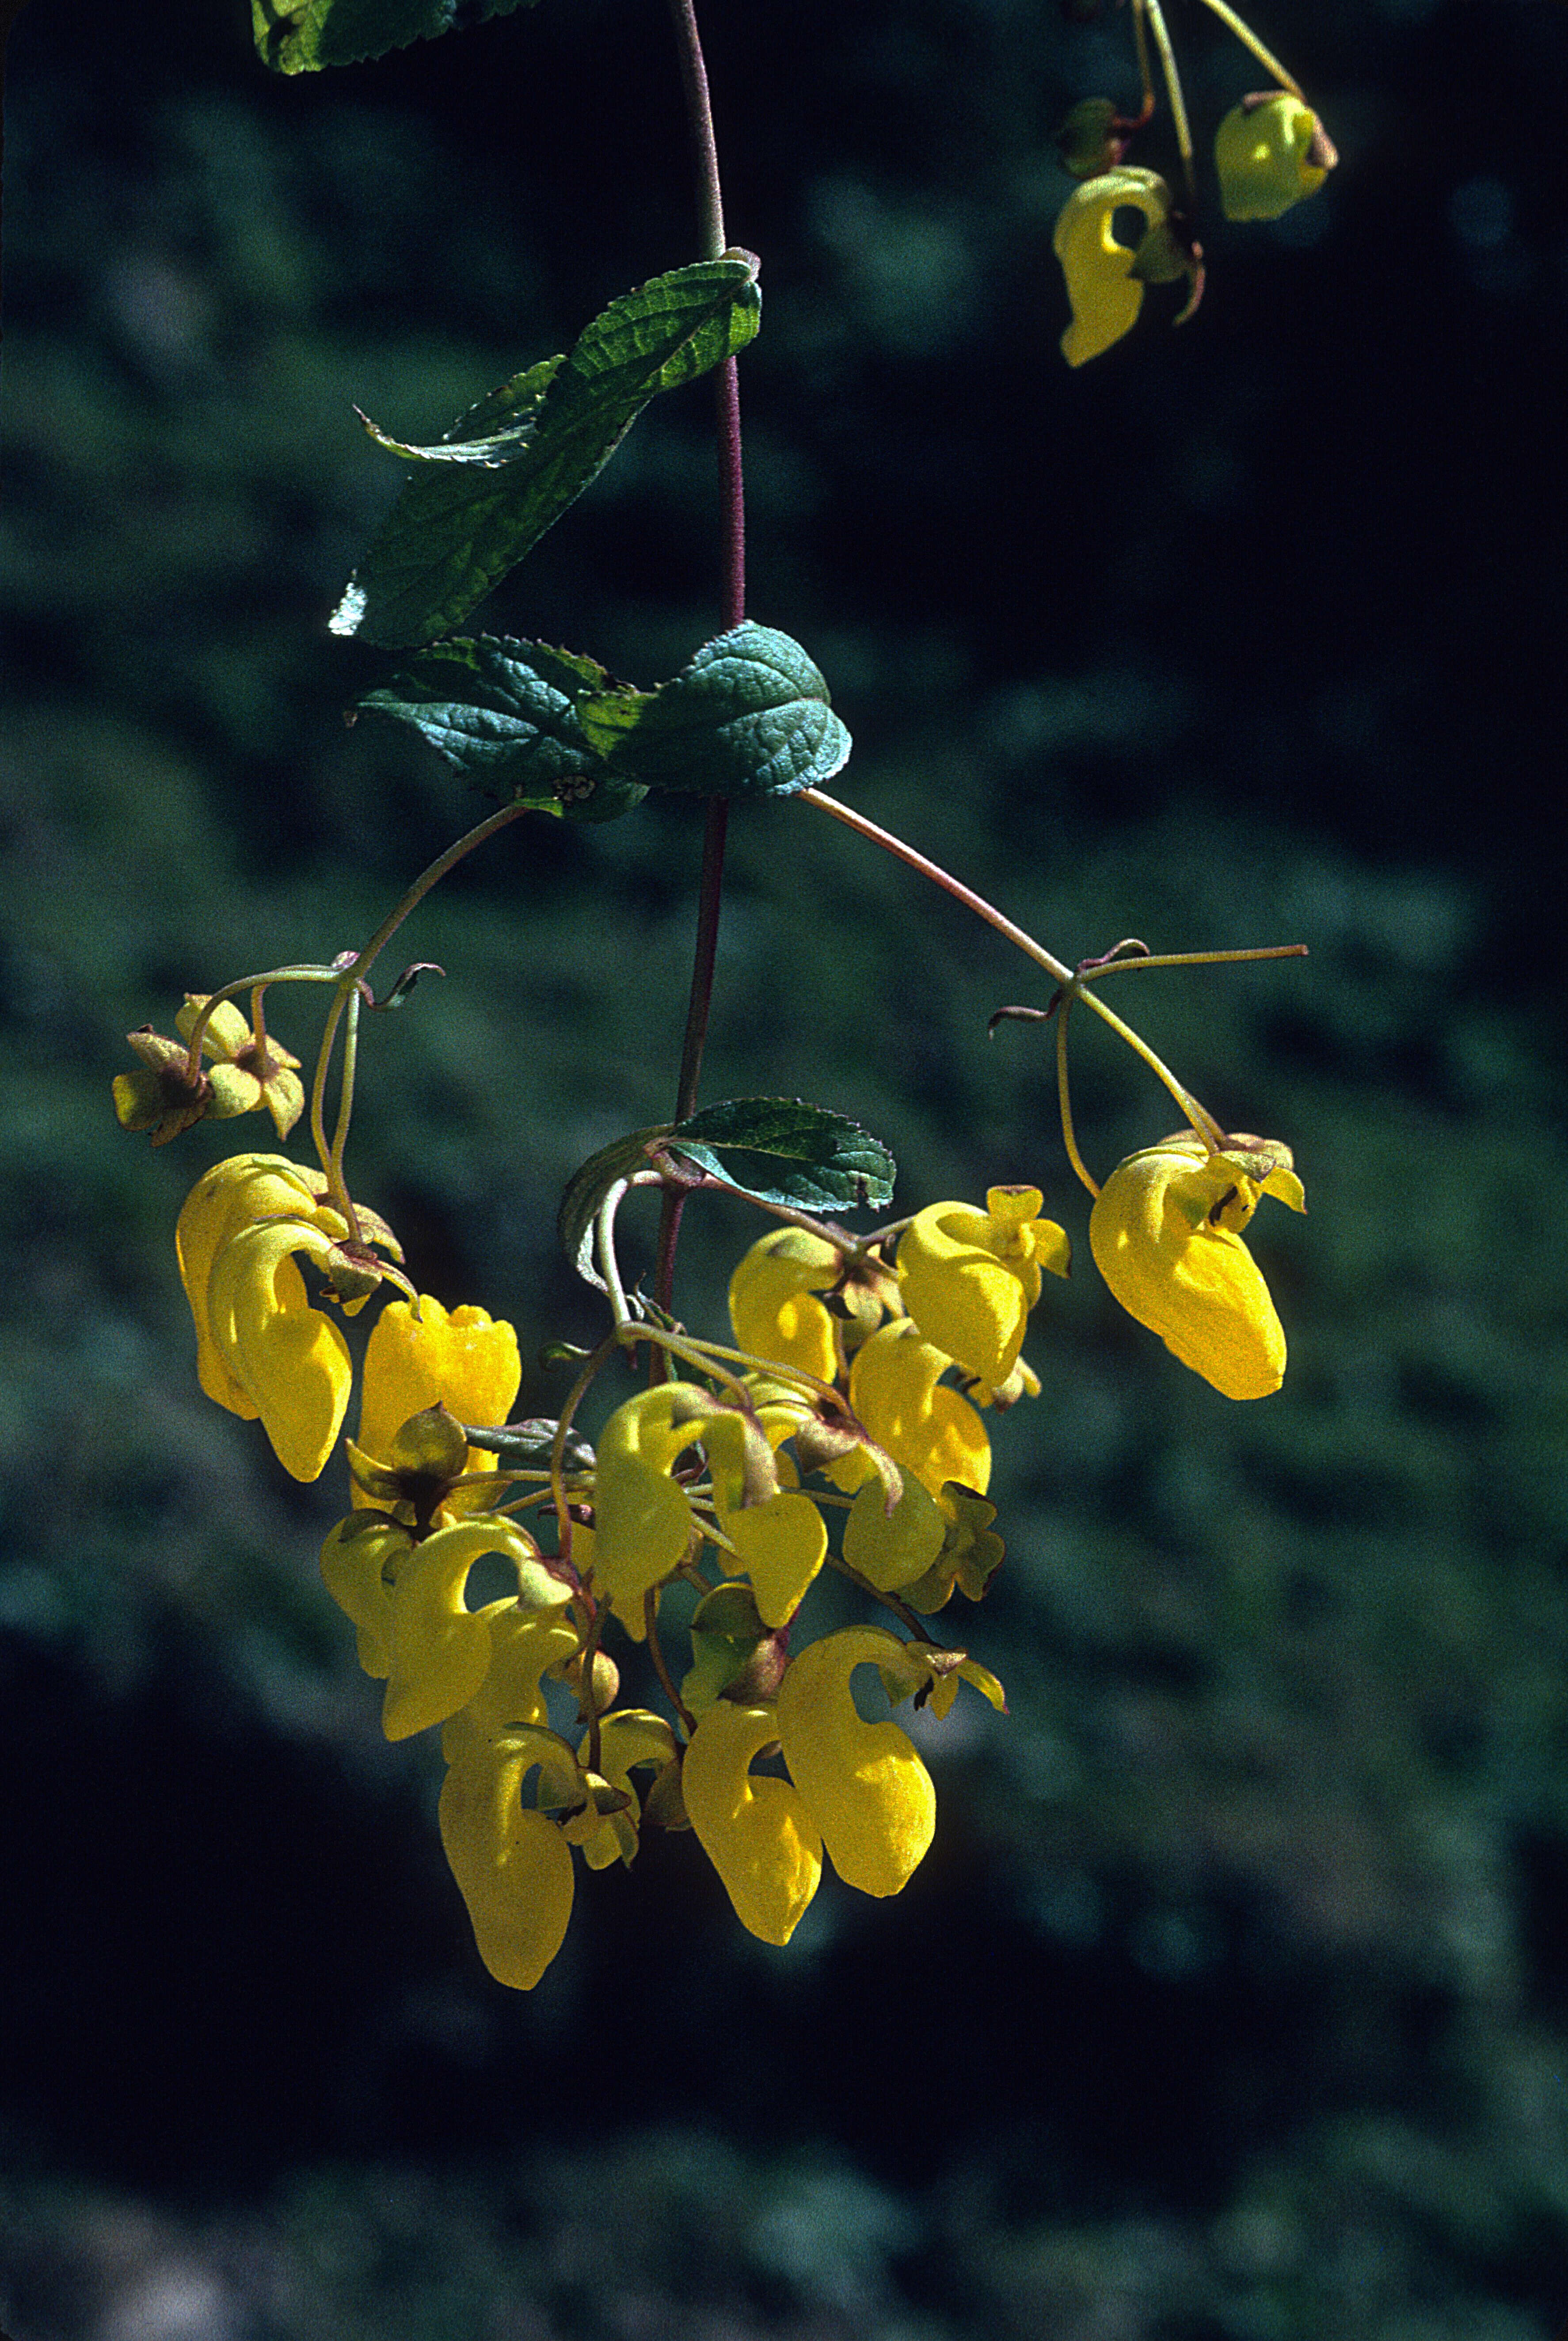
xmin=438 ymin=1725 xmax=582 ymax=1990
xmin=773 ymin=1627 xmax=937 ymax=1899
xmin=1052 ymin=167 xmax=1174 ymax=366
xmin=1214 ymin=93 xmax=1336 ymax=222
xmin=728 ymin=1228 xmax=844 ymax=1382
xmin=1088 ymin=1130 xmax=1305 ymax=1399
xmin=176 ymin=1152 xmax=400 ymax=1479
xmin=113 ymin=1027 xmax=245 ymax=1144
xmin=843 ymin=1319 xmax=992 ymax=1504
xmin=591 ymin=1383 xmax=827 ymax=1634
xmin=897 ymin=1186 xmax=1068 ymax=1387
xmin=576 ymin=1708 xmax=681 ymax=1872
xmin=377 ymin=1514 xmax=563 ymax=1742
xmin=681 ymin=1697 xmax=823 ymax=1943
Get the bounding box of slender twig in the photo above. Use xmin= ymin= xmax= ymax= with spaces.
xmin=800 ymin=786 xmax=1227 ymax=1148
xmin=326 ymin=980 xmax=363 ymax=1215
xmin=1191 ymin=0 xmax=1305 ymax=99
xmin=346 ymin=799 xmax=533 ymax=988
xmin=1140 ymin=0 xmax=1197 ymax=209
xmin=1081 ymin=943 xmax=1308 ymax=977
xmin=1056 ymin=1002 xmax=1100 ymax=1199
xmin=644 ymin=1590 xmax=698 ymax=1736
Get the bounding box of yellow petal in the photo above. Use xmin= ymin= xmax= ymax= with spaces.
xmin=206 ymin=1217 xmax=353 ymax=1479
xmin=898 ymin=1188 xmax=1066 ymax=1384
xmin=849 ymin=1320 xmax=991 ymax=1499
xmin=359 ymin=1296 xmax=521 ymax=1471
xmin=1052 ymin=168 xmax=1171 ymax=367
xmin=438 ymin=1732 xmax=577 ymax=1990
xmin=776 ymin=1627 xmax=936 ymax=1898
xmin=728 ymin=1228 xmax=843 ymax=1382
xmin=576 ymin=1708 xmax=680 ymax=1871
xmin=724 ymin=1490 xmax=829 ymax=1628
xmin=441 ymin=1605 xmax=580 ymax=1766
xmin=681 ymin=1700 xmax=823 ymax=1943
xmin=841 ymin=1473 xmax=946 ymax=1593
xmin=320 ymin=1514 xmax=413 ymax=1678
xmin=381 ymin=1517 xmax=544 ymax=1741
xmin=590 ymin=1385 xmax=770 ymax=1622
xmin=175 ymin=1154 xmax=327 ymax=1418
xmin=1089 ymin=1134 xmax=1298 ymax=1400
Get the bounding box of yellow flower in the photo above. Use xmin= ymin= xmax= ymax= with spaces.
xmin=842 ymin=1319 xmax=991 ymax=1504
xmin=1214 ymin=94 xmax=1336 ymax=223
xmin=438 ymin=1724 xmax=581 ymax=1991
xmin=176 ymin=995 xmax=305 ymax=1140
xmin=897 ymin=1186 xmax=1068 ymax=1386
xmin=113 ymin=1027 xmax=246 ymax=1144
xmin=377 ymin=1514 xmax=559 ymax=1742
xmin=440 ymin=1605 xmax=582 ymax=1765
xmin=591 ymin=1383 xmax=827 ymax=1634
xmin=1053 ymin=167 xmax=1172 ymax=367
xmin=176 ymin=1153 xmax=400 ymax=1479
xmin=774 ymin=1627 xmax=936 ymax=1899
xmin=728 ymin=1228 xmax=844 ymax=1381
xmin=681 ymin=1698 xmax=823 ymax=1943
xmin=177 ymin=1154 xmax=321 ymax=1411
xmin=575 ymin=1709 xmax=680 ymax=1871
xmin=1088 ymin=1131 xmax=1305 ymax=1399
xmin=355 ymin=1296 xmax=521 ymax=1514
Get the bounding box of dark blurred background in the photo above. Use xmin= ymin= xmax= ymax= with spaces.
xmin=4 ymin=0 xmax=1568 ymax=2333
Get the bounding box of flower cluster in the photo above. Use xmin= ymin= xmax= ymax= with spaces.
xmin=310 ymin=1187 xmax=1056 ymax=1983
xmin=124 ymin=894 xmax=1305 ymax=1997
xmin=144 ymin=1113 xmax=1304 ymax=1990
xmin=1052 ymin=4 xmax=1336 ymax=367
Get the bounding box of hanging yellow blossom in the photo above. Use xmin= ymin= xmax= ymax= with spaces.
xmin=897 ymin=1186 xmax=1067 ymax=1386
xmin=1089 ymin=1131 xmax=1305 ymax=1399
xmin=1052 ymin=167 xmax=1173 ymax=367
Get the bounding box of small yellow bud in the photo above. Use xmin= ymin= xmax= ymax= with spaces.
xmin=1214 ymin=94 xmax=1336 ymax=223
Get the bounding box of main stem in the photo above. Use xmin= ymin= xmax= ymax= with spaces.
xmin=656 ymin=0 xmax=746 ymax=1319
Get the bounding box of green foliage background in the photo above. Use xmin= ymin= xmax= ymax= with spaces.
xmin=3 ymin=0 xmax=1568 ymax=2335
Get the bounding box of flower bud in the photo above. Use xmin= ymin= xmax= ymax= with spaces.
xmin=1214 ymin=93 xmax=1336 ymax=223
xmin=1056 ymin=98 xmax=1133 ymax=180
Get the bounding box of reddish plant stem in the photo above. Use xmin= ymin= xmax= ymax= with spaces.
xmin=655 ymin=0 xmax=746 ymax=1323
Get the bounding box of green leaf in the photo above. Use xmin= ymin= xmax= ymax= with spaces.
xmin=333 ymin=256 xmax=762 ymax=647
xmin=581 ymin=623 xmax=851 ymax=798
xmin=667 ymin=1098 xmax=896 ymax=1213
xmin=253 ymin=0 xmax=537 ymax=73
xmin=353 ymin=355 xmax=565 ymax=465
xmin=358 ymin=637 xmax=647 ymax=824
xmin=557 ymin=1127 xmax=674 ymax=1293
